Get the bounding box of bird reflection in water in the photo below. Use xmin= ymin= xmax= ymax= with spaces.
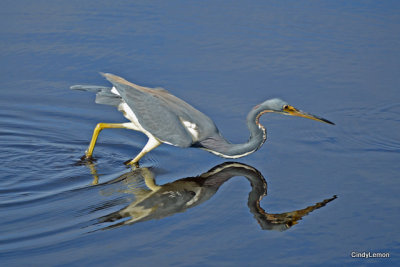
xmin=90 ymin=162 xmax=336 ymax=231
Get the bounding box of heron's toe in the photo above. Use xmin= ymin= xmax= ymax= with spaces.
xmin=74 ymin=155 xmax=96 ymax=166
xmin=80 ymin=154 xmax=94 ymax=161
xmin=79 ymin=154 xmax=96 ymax=163
xmin=124 ymin=159 xmax=140 ymax=168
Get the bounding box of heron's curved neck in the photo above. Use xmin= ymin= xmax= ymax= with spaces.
xmin=244 ymin=106 xmax=268 ymax=151
xmin=205 ymin=107 xmax=269 ymax=158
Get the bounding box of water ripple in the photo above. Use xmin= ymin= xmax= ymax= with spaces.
xmin=312 ymin=103 xmax=400 ymax=154
xmin=0 ymin=97 xmax=161 ymax=255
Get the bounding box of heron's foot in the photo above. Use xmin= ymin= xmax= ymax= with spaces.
xmin=81 ymin=153 xmax=95 ymax=161
xmin=124 ymin=159 xmax=140 ymax=168
xmin=75 ymin=154 xmax=97 ymax=166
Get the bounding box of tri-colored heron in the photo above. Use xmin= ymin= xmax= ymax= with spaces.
xmin=71 ymin=73 xmax=334 ymax=165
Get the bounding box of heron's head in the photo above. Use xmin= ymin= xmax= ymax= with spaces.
xmin=255 ymin=98 xmax=334 ymax=125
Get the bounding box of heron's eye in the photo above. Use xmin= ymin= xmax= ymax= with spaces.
xmin=283 ymin=105 xmax=289 ymax=110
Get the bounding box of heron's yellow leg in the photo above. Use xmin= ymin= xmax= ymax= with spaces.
xmin=126 ymin=137 xmax=162 ymax=166
xmin=85 ymin=123 xmax=128 ymax=158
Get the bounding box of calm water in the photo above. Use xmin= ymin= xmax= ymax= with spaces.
xmin=1 ymin=1 xmax=399 ymax=266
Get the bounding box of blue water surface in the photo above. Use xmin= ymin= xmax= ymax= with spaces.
xmin=1 ymin=1 xmax=399 ymax=266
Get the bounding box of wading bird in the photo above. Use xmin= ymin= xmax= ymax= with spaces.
xmin=71 ymin=73 xmax=334 ymax=165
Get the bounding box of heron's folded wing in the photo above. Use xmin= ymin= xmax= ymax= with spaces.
xmin=101 ymin=73 xmax=169 ymax=94
xmin=102 ymin=73 xmax=193 ymax=147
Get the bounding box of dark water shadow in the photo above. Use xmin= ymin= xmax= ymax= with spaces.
xmin=86 ymin=162 xmax=336 ymax=232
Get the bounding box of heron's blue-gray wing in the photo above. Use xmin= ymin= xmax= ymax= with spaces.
xmin=101 ymin=73 xmax=202 ymax=147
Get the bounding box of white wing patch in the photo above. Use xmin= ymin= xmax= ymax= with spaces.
xmin=180 ymin=118 xmax=199 ymax=140
xmin=110 ymin=86 xmax=121 ymax=96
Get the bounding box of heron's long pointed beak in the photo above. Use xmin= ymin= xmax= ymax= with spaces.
xmin=283 ymin=105 xmax=335 ymax=125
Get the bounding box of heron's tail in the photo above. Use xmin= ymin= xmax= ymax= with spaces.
xmin=70 ymin=85 xmax=122 ymax=107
